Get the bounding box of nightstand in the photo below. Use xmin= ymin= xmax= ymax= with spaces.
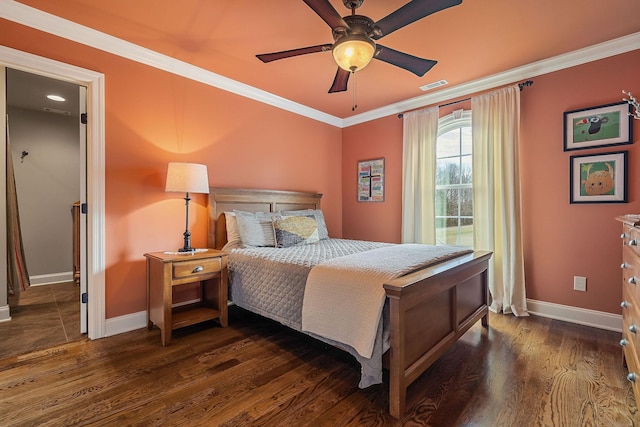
xmin=145 ymin=249 xmax=228 ymax=346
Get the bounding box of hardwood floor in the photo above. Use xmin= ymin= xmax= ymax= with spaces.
xmin=0 ymin=306 xmax=637 ymax=426
xmin=0 ymin=282 xmax=83 ymax=359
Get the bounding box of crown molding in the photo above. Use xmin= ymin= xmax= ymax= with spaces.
xmin=343 ymin=32 xmax=640 ymax=127
xmin=0 ymin=0 xmax=342 ymax=127
xmin=2 ymin=0 xmax=638 ymax=129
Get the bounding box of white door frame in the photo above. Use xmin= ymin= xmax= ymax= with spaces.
xmin=0 ymin=45 xmax=106 ymax=339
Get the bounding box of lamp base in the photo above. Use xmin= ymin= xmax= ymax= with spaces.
xmin=178 ymin=247 xmax=195 ymax=253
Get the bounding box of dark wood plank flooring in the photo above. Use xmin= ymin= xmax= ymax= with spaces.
xmin=0 ymin=281 xmax=83 ymax=359
xmin=0 ymin=306 xmax=637 ymax=426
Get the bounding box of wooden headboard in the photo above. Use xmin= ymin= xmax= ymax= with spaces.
xmin=208 ymin=187 xmax=322 ymax=250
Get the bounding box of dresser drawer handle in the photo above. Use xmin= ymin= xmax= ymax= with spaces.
xmin=629 ymin=324 xmax=638 ymax=334
xmin=192 ymin=266 xmax=204 ymax=273
xmin=629 ymin=277 xmax=637 ymax=285
xmin=628 ymin=372 xmax=637 ymax=383
xmin=621 ymin=262 xmax=628 ymax=269
xmin=621 ymin=301 xmax=630 ymax=309
xmin=631 ymin=239 xmax=638 ymax=246
xmin=621 ymin=339 xmax=629 ymax=347
xmin=622 ymin=233 xmax=629 ymax=239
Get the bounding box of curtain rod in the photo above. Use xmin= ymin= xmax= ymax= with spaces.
xmin=397 ymin=79 xmax=534 ymax=118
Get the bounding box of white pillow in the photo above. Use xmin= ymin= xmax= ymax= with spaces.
xmin=222 ymin=212 xmax=242 ymax=250
xmin=234 ymin=210 xmax=280 ymax=247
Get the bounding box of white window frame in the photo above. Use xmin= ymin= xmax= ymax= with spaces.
xmin=435 ymin=110 xmax=473 ymax=247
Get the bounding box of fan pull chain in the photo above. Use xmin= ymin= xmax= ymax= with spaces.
xmin=352 ymin=71 xmax=358 ymax=111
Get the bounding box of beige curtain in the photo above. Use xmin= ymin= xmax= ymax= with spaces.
xmin=401 ymin=107 xmax=439 ymax=244
xmin=6 ymin=118 xmax=30 ymax=295
xmin=471 ymin=85 xmax=527 ymax=316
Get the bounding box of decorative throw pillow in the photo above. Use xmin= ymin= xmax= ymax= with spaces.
xmin=234 ymin=210 xmax=279 ymax=247
xmin=280 ymin=209 xmax=329 ymax=240
xmin=273 ymin=215 xmax=319 ymax=248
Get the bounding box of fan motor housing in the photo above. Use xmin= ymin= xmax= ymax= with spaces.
xmin=332 ymin=15 xmax=377 ymax=42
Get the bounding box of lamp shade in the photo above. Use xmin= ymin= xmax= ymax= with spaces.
xmin=332 ymin=35 xmax=375 ymax=72
xmin=165 ymin=162 xmax=210 ymax=194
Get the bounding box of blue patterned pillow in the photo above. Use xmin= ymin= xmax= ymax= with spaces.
xmin=273 ymin=215 xmax=319 ymax=248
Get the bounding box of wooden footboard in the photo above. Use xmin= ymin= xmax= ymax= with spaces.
xmin=383 ymin=250 xmax=492 ymax=418
xmin=208 ymin=187 xmax=492 ymax=419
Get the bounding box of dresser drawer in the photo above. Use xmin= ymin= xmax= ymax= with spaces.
xmin=624 ymin=226 xmax=640 ymax=258
xmin=173 ymin=257 xmax=222 ymax=279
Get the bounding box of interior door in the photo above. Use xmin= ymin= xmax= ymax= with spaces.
xmin=79 ymin=85 xmax=88 ymax=333
xmin=0 ymin=66 xmax=8 ymax=320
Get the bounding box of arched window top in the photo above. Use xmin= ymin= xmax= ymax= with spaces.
xmin=438 ymin=109 xmax=472 ymax=135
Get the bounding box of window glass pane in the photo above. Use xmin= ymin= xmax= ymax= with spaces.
xmin=445 ymin=189 xmax=460 ymax=217
xmin=436 ymin=159 xmax=457 ymax=185
xmin=435 ymin=189 xmax=447 ymax=216
xmin=459 ymin=218 xmax=473 ymax=247
xmin=460 ymin=188 xmax=473 ymax=216
xmin=436 ymin=130 xmax=460 ymax=158
xmin=461 ymin=127 xmax=472 ymax=155
xmin=435 ymin=218 xmax=448 ymax=245
xmin=460 ymin=155 xmax=472 ymax=184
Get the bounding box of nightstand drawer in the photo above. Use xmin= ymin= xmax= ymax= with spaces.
xmin=173 ymin=257 xmax=221 ymax=279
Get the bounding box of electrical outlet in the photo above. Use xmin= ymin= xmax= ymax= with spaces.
xmin=573 ymin=276 xmax=587 ymax=292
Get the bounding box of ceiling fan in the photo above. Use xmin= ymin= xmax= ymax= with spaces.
xmin=256 ymin=0 xmax=462 ymax=94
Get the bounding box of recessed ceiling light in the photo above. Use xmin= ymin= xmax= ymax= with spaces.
xmin=420 ymin=80 xmax=448 ymax=91
xmin=47 ymin=94 xmax=66 ymax=102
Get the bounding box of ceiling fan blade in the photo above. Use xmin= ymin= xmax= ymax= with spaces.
xmin=256 ymin=44 xmax=333 ymax=63
xmin=374 ymin=45 xmax=437 ymax=76
xmin=372 ymin=0 xmax=462 ymax=40
xmin=303 ymin=0 xmax=350 ymax=30
xmin=328 ymin=68 xmax=350 ymax=93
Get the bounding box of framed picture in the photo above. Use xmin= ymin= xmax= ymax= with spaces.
xmin=563 ymin=101 xmax=632 ymax=151
xmin=358 ymin=158 xmax=384 ymax=202
xmin=570 ymin=151 xmax=627 ymax=203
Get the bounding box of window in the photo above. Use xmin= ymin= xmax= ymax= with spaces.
xmin=435 ymin=110 xmax=473 ymax=247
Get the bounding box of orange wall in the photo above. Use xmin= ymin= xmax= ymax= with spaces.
xmin=1 ymin=20 xmax=343 ymax=319
xmin=342 ymin=50 xmax=640 ymax=315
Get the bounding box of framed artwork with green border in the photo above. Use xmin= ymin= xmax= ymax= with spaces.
xmin=569 ymin=151 xmax=627 ymax=203
xmin=563 ymin=101 xmax=632 ymax=151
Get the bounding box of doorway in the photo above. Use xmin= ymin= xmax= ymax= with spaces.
xmin=0 ymin=45 xmax=106 ymax=340
xmin=3 ymin=68 xmax=85 ymax=354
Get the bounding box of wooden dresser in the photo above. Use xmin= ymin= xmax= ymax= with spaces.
xmin=617 ymin=215 xmax=640 ymax=404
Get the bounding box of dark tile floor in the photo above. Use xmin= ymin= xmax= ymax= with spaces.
xmin=0 ymin=281 xmax=85 ymax=359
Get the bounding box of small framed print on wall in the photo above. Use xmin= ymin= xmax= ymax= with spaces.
xmin=569 ymin=151 xmax=627 ymax=204
xmin=358 ymin=158 xmax=384 ymax=202
xmin=563 ymin=101 xmax=632 ymax=151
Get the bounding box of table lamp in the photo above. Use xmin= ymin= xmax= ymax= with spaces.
xmin=165 ymin=162 xmax=209 ymax=252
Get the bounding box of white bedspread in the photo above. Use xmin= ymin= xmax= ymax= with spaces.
xmin=301 ymin=244 xmax=472 ymax=358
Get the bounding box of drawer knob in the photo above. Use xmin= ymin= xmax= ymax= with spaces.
xmin=628 ymin=372 xmax=637 ymax=383
xmin=192 ymin=266 xmax=204 ymax=273
xmin=631 ymin=239 xmax=638 ymax=247
xmin=621 ymin=301 xmax=630 ymax=308
xmin=629 ymin=277 xmax=637 ymax=285
xmin=622 ymin=233 xmax=629 ymax=239
xmin=621 ymin=339 xmax=629 ymax=347
xmin=629 ymin=324 xmax=638 ymax=334
xmin=621 ymin=262 xmax=628 ymax=269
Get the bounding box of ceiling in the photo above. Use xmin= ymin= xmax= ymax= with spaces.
xmin=10 ymin=0 xmax=640 ymax=120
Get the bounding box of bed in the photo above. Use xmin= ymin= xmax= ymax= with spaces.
xmin=208 ymin=187 xmax=492 ymax=418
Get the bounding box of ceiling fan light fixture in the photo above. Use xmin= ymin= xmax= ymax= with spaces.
xmin=332 ymin=35 xmax=375 ymax=72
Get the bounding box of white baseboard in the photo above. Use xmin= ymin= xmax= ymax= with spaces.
xmin=526 ymin=299 xmax=622 ymax=332
xmin=104 ymin=299 xmax=201 ymax=337
xmin=30 ymin=272 xmax=74 ymax=286
xmin=103 ymin=298 xmax=622 ymax=338
xmin=0 ymin=305 xmax=11 ymax=322
xmin=105 ymin=310 xmax=147 ymax=337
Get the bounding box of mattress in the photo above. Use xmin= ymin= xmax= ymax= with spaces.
xmin=227 ymin=238 xmax=392 ymax=387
